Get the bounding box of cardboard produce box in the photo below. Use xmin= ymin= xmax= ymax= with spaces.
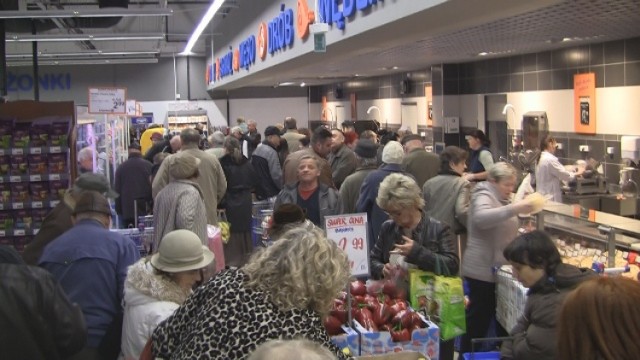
xmin=356 ymin=318 xmax=439 ymax=359
xmin=357 ymin=351 xmax=429 ymax=360
xmin=330 ymin=325 xmax=360 ymax=357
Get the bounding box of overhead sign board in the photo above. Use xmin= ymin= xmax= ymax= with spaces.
xmin=88 ymin=87 xmax=127 ymax=115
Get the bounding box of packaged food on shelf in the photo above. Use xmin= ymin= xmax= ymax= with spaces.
xmin=29 ymin=182 xmax=49 ymax=201
xmin=28 ymin=154 xmax=48 ymax=175
xmin=49 ymin=180 xmax=68 ymax=200
xmin=50 ymin=122 xmax=70 ymax=146
xmin=0 ymin=183 xmax=10 ymax=203
xmin=0 ymin=155 xmax=9 ymax=175
xmin=10 ymin=155 xmax=28 ymax=175
xmin=30 ymin=123 xmax=50 ymax=147
xmin=11 ymin=182 xmax=29 ymax=202
xmin=0 ymin=211 xmax=14 ymax=230
xmin=12 ymin=123 xmax=30 ymax=148
xmin=0 ymin=120 xmax=12 ymax=149
xmin=13 ymin=209 xmax=32 ymax=230
xmin=31 ymin=208 xmax=48 ymax=230
xmin=13 ymin=236 xmax=32 ymax=252
xmin=48 ymin=153 xmax=68 ymax=173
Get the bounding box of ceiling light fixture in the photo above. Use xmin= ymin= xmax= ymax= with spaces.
xmin=6 ymin=58 xmax=159 ymax=67
xmin=300 ymin=82 xmax=306 ymax=87
xmin=478 ymin=52 xmax=489 ymax=56
xmin=0 ymin=8 xmax=173 ymax=19
xmin=278 ymin=82 xmax=295 ymax=86
xmin=182 ymin=0 xmax=225 ymax=55
xmin=6 ymin=33 xmax=165 ymax=42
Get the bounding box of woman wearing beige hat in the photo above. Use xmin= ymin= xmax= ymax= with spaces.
xmin=152 ymin=152 xmax=207 ymax=251
xmin=120 ymin=229 xmax=214 ymax=360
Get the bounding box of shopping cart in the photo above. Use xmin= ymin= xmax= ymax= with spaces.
xmin=112 ymin=227 xmax=154 ymax=257
xmin=462 ymin=337 xmax=511 ymax=360
xmin=251 ymin=199 xmax=274 ymax=248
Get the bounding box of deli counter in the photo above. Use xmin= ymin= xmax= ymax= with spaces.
xmin=534 ymin=201 xmax=640 ymax=280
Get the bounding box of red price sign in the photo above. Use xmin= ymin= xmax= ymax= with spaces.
xmin=325 ymin=214 xmax=369 ymax=276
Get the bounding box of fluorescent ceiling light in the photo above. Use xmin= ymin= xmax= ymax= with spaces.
xmin=182 ymin=0 xmax=225 ymax=55
xmin=7 ymin=51 xmax=159 ymax=58
xmin=6 ymin=33 xmax=165 ymax=42
xmin=0 ymin=8 xmax=173 ymax=19
xmin=7 ymin=58 xmax=159 ymax=67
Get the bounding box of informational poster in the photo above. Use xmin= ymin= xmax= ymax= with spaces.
xmin=574 ymin=73 xmax=596 ymax=134
xmin=88 ymin=87 xmax=127 ymax=115
xmin=126 ymin=99 xmax=137 ymax=116
xmin=325 ymin=213 xmax=369 ymax=277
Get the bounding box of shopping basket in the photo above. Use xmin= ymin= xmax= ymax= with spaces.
xmin=462 ymin=336 xmax=512 ymax=360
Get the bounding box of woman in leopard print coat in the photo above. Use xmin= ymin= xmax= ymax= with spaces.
xmin=151 ymin=227 xmax=350 ymax=359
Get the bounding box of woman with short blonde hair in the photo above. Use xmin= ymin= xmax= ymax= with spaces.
xmin=151 ymin=227 xmax=350 ymax=359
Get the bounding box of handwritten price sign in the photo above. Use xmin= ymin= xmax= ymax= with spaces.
xmin=325 ymin=213 xmax=369 ymax=276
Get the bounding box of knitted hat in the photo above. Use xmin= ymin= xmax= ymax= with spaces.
xmin=167 ymin=152 xmax=201 ymax=180
xmin=151 ymin=230 xmax=214 ymax=273
xmin=73 ymin=191 xmax=112 ymax=216
xmin=354 ymin=139 xmax=377 ymax=159
xmin=382 ymin=141 xmax=404 ymax=164
xmin=74 ymin=173 xmax=119 ymax=198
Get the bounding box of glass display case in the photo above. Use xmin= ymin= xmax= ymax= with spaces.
xmin=535 ymin=201 xmax=640 ymax=279
xmin=76 ymin=106 xmax=129 ymax=187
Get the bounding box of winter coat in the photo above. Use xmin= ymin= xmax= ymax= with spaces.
xmin=151 ymin=269 xmax=347 ymax=360
xmin=219 ymin=154 xmax=258 ymax=233
xmin=281 ymin=130 xmax=306 ymax=154
xmin=356 ymin=163 xmax=409 ymax=248
xmin=120 ymin=260 xmax=191 ymax=360
xmin=370 ymin=213 xmax=459 ymax=279
xmin=328 ymin=144 xmax=357 ymax=189
xmin=462 ymin=181 xmax=519 ymax=282
xmin=283 ymin=148 xmax=334 ymax=188
xmin=251 ymin=141 xmax=282 ymax=199
xmin=22 ymin=191 xmax=75 ymax=265
xmin=153 ymin=145 xmax=227 ymax=225
xmin=274 ymin=183 xmax=342 ymax=228
xmin=153 ymin=180 xmax=207 ymax=250
xmin=500 ymin=264 xmax=596 ymax=360
xmin=402 ymin=148 xmax=440 ymax=188
xmin=115 ymin=153 xmax=152 ymax=221
xmin=423 ymin=172 xmax=471 ymax=235
xmin=339 ymin=164 xmax=377 ymax=214
xmin=0 ymin=264 xmax=87 ymax=360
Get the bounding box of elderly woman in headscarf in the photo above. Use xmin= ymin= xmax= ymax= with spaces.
xmin=152 ymin=152 xmax=207 ymax=251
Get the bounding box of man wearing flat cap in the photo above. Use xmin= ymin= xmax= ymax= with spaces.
xmin=251 ymin=126 xmax=284 ymax=200
xmin=401 ymin=134 xmax=439 ymax=188
xmin=339 ymin=139 xmax=379 ymax=214
xmin=39 ymin=192 xmax=139 ymax=359
xmin=22 ymin=173 xmax=118 ymax=265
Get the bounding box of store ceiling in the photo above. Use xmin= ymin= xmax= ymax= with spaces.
xmin=3 ymin=0 xmax=640 ymax=89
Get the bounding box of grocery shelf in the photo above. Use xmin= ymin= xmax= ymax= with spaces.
xmin=0 ymin=173 xmax=70 ymax=183
xmin=0 ymin=145 xmax=69 ymax=156
xmin=0 ymin=200 xmax=61 ymax=211
xmin=0 ymin=228 xmax=40 ymax=237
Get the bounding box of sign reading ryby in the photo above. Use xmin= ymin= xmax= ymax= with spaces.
xmin=325 ymin=213 xmax=369 ymax=277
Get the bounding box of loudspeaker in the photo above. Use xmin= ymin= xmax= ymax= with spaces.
xmin=400 ymin=80 xmax=411 ymax=95
xmin=335 ymin=87 xmax=343 ymax=99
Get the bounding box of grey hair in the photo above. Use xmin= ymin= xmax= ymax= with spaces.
xmin=376 ymin=173 xmax=424 ymax=210
xmin=180 ymin=128 xmax=201 ymax=146
xmin=247 ymin=119 xmax=257 ymax=126
xmin=77 ymin=147 xmax=94 ymax=162
xmin=247 ymin=339 xmax=337 ymax=360
xmin=487 ymin=161 xmax=517 ymax=182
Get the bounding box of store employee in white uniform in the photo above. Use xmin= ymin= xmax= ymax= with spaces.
xmin=536 ymin=135 xmax=584 ymax=202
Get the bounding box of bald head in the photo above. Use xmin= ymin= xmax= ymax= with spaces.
xmin=170 ymin=135 xmax=182 ymax=152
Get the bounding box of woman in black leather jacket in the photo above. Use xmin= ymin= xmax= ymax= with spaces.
xmin=370 ymin=173 xmax=459 ymax=279
xmin=369 ymin=173 xmax=459 ymax=360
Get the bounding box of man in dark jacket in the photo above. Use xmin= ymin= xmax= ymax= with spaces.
xmin=340 ymin=139 xmax=378 ymax=214
xmin=328 ymin=129 xmax=357 ymax=189
xmin=283 ymin=126 xmax=334 ymax=187
xmin=244 ymin=119 xmax=261 ymax=159
xmin=0 ymin=245 xmax=87 ymax=360
xmin=115 ymin=142 xmax=153 ymax=227
xmin=22 ymin=173 xmax=118 ymax=265
xmin=251 ymin=126 xmax=283 ymax=199
xmin=402 ymin=134 xmax=440 ymax=188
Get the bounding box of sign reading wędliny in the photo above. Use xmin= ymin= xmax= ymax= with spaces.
xmin=325 ymin=213 xmax=369 ymax=277
xmin=88 ymin=87 xmax=127 ymax=115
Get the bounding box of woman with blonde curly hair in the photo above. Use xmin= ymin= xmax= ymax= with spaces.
xmin=151 ymin=227 xmax=350 ymax=360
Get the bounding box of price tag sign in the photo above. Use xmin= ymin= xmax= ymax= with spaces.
xmin=49 ymin=146 xmax=62 ymax=153
xmin=9 ymin=176 xmax=22 ymax=183
xmin=32 ymin=201 xmax=43 ymax=208
xmin=30 ymin=147 xmax=42 ymax=154
xmin=30 ymin=175 xmax=42 ymax=182
xmin=12 ymin=202 xmax=24 ymax=209
xmin=11 ymin=148 xmax=24 ymax=155
xmin=50 ymin=200 xmax=60 ymax=207
xmin=0 ymin=230 xmax=5 ymax=237
xmin=49 ymin=174 xmax=61 ymax=181
xmin=325 ymin=213 xmax=369 ymax=277
xmin=14 ymin=229 xmax=25 ymax=236
xmin=0 ymin=149 xmax=4 ymax=156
